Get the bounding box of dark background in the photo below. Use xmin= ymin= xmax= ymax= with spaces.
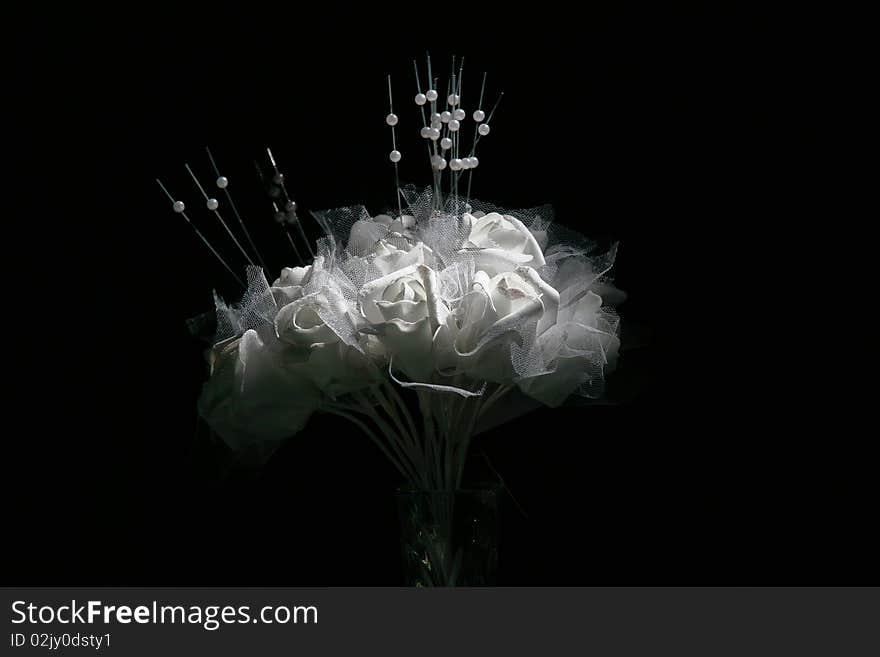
xmin=9 ymin=4 xmax=873 ymax=585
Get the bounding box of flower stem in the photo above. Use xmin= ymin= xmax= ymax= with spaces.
xmin=324 ymin=405 xmax=420 ymax=486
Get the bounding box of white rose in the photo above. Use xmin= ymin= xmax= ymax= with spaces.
xmin=434 ymin=267 xmax=558 ymax=382
xmin=274 ymin=286 xmax=379 ymax=396
xmin=270 ymin=264 xmax=315 ymax=307
xmin=198 ymin=327 xmax=321 ymax=458
xmin=348 ymin=214 xmax=417 ymax=255
xmin=274 ymin=289 xmax=343 ymax=347
xmin=371 ymin=240 xmax=437 ymax=276
xmin=358 ymin=263 xmax=448 ymax=381
xmin=461 ymin=212 xmax=546 ymax=276
xmin=517 ymin=290 xmax=620 ymax=406
xmin=373 ymin=213 xmax=416 ymax=236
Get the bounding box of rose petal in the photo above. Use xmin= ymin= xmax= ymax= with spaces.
xmin=381 ymin=317 xmax=435 ymax=381
xmin=275 ymin=294 xmax=340 ymax=346
xmin=376 ymin=299 xmax=428 ymax=323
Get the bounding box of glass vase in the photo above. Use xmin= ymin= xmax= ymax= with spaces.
xmin=397 ymin=484 xmax=501 ymax=586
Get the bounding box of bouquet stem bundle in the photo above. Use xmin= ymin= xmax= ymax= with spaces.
xmin=324 ymin=382 xmax=511 ymax=491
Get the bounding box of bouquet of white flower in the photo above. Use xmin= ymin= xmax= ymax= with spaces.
xmin=161 ymin=57 xmax=623 ymax=495
xmin=197 ymin=191 xmax=621 ymax=488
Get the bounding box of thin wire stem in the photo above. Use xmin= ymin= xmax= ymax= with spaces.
xmin=352 ymin=392 xmax=424 ymax=487
xmin=373 ymin=386 xmax=427 ymax=484
xmin=324 ymin=405 xmax=416 ymax=485
xmin=464 ymin=72 xmax=488 ymax=208
xmin=205 ymin=147 xmax=268 ymax=270
xmin=156 ymin=179 xmax=244 ymax=287
xmin=465 ymin=92 xmax=504 ymax=207
xmin=185 ymin=163 xmax=255 ymax=267
xmin=387 ymin=74 xmax=404 ymax=219
xmin=284 ymin=225 xmax=304 ymax=262
xmin=266 ymin=147 xmax=315 ymax=258
xmin=384 ymin=382 xmax=420 ymax=443
xmin=370 ymin=387 xmax=414 ymax=450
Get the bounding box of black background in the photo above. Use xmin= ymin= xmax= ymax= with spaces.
xmin=9 ymin=4 xmax=873 ymax=585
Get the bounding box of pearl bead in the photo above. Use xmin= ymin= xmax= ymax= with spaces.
xmin=450 ymin=158 xmax=463 ymax=171
xmin=431 ymin=117 xmax=442 ymax=130
xmin=389 ymin=150 xmax=402 ymax=163
xmin=440 ymin=111 xmax=451 ymax=123
xmin=216 ymin=176 xmax=228 ymax=188
xmin=472 ymin=109 xmax=485 ymax=122
xmin=386 ymin=113 xmax=398 ymax=126
xmin=437 ymin=157 xmax=447 ymax=170
xmin=468 ymin=157 xmax=479 ymax=168
xmin=441 ymin=137 xmax=453 ymax=150
xmin=426 ymin=89 xmax=438 ymax=102
xmin=453 ymin=108 xmax=465 ymax=121
xmin=428 ymin=127 xmax=440 ymax=140
xmin=447 ymin=93 xmax=460 ymax=106
xmin=448 ymin=119 xmax=460 ymax=132
xmin=274 ymin=211 xmax=286 ymax=224
xmin=273 ymin=172 xmax=284 ymax=184
xmin=431 ymin=112 xmax=441 ymax=123
xmin=420 ymin=126 xmax=431 ymax=139
xmin=431 ymin=154 xmax=444 ymax=169
xmin=286 ymin=200 xmax=297 ymax=212
xmin=459 ymin=158 xmax=470 ymax=170
xmin=206 ymin=198 xmax=219 ymax=211
xmin=415 ymin=93 xmax=427 ymax=105
xmin=172 ymin=201 xmax=185 ymax=213
xmin=478 ymin=123 xmax=491 ymax=136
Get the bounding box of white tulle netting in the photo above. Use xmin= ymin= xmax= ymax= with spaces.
xmin=202 ymin=186 xmax=622 ymax=405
